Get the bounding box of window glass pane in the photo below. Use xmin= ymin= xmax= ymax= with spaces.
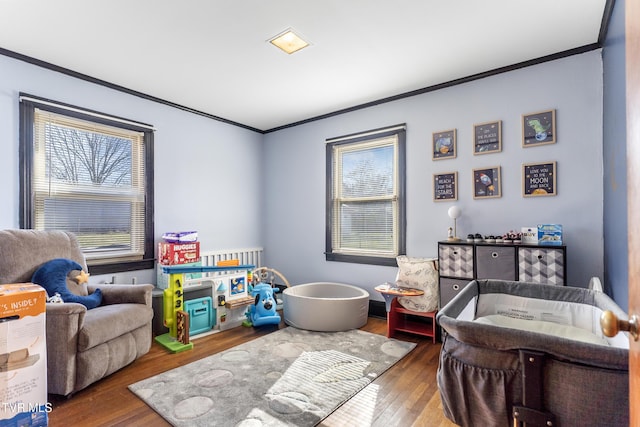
xmin=44 ymin=122 xmax=133 ymax=187
xmin=341 ymin=145 xmax=394 ymax=198
xmin=339 ymin=200 xmax=394 ymax=252
xmin=42 ymin=198 xmax=134 ymax=251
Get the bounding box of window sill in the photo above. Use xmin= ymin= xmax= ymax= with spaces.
xmin=325 ymin=252 xmax=399 ymax=267
xmin=88 ymin=258 xmax=155 ymax=275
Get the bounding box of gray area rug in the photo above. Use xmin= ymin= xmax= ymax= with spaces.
xmin=129 ymin=327 xmax=416 ymax=426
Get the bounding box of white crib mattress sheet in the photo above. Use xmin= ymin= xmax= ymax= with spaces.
xmin=474 ymin=314 xmax=610 ymax=346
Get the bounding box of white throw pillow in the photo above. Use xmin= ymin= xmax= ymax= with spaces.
xmin=395 ymin=255 xmax=439 ymax=312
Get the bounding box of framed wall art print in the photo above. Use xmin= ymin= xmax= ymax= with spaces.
xmin=473 ymin=166 xmax=501 ymax=199
xmin=522 ymin=109 xmax=556 ymax=147
xmin=474 ymin=120 xmax=502 ymax=154
xmin=522 ymin=161 xmax=557 ymax=197
xmin=433 ymin=172 xmax=458 ymax=201
xmin=432 ymin=129 xmax=457 ymax=160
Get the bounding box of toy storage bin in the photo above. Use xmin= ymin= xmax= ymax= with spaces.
xmin=185 ymin=297 xmax=215 ymax=336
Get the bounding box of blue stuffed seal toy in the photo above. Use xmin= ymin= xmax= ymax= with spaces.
xmin=31 ymin=258 xmax=102 ymax=309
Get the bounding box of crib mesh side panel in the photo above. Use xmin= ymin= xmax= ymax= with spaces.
xmin=438 ymin=335 xmax=521 ymax=427
xmin=544 ymin=359 xmax=628 ymax=426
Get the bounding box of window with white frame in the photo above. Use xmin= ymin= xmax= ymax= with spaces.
xmin=19 ymin=95 xmax=154 ymax=274
xmin=325 ymin=124 xmax=406 ymax=266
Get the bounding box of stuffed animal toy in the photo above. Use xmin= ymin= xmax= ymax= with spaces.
xmin=31 ymin=258 xmax=102 ymax=309
xmin=47 ymin=292 xmax=64 ymax=303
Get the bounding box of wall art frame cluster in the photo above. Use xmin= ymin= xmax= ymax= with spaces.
xmin=431 ymin=108 xmax=558 ymax=201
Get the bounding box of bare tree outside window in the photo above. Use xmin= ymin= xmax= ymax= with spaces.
xmin=342 ymin=153 xmax=392 ymax=198
xmin=46 ymin=125 xmax=132 ymax=186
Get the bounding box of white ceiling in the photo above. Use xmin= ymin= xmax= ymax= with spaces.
xmin=0 ymin=0 xmax=609 ymax=132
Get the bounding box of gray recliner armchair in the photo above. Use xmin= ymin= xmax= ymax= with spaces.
xmin=0 ymin=229 xmax=154 ymax=397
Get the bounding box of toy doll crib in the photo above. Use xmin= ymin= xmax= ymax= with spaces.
xmin=436 ymin=279 xmax=629 ymax=427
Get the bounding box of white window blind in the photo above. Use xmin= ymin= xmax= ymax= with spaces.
xmin=32 ymin=107 xmax=147 ymax=264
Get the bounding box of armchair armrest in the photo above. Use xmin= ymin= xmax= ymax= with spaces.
xmin=45 ymin=302 xmax=87 ymax=396
xmin=87 ymin=283 xmax=153 ymax=306
xmin=46 ymin=301 xmax=87 ymax=324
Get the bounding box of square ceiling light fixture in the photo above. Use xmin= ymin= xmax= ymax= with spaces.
xmin=269 ymin=28 xmax=309 ymax=54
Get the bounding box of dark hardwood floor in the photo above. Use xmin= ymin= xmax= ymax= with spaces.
xmin=47 ymin=317 xmax=457 ymax=426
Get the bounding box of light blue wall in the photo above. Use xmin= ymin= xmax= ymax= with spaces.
xmin=0 ymin=54 xmax=264 ymax=285
xmin=603 ymin=0 xmax=628 ymax=309
xmin=262 ymin=52 xmax=605 ymax=303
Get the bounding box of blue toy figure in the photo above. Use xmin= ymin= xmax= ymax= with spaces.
xmin=246 ymin=282 xmax=281 ymax=327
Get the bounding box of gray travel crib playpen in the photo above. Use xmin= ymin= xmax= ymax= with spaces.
xmin=437 ymin=279 xmax=629 ymax=427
